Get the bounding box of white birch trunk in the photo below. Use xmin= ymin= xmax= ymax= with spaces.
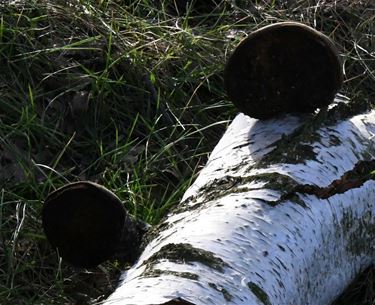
xmin=104 ymin=103 xmax=375 ymax=305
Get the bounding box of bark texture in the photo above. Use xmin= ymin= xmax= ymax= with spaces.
xmin=105 ymin=104 xmax=375 ymax=305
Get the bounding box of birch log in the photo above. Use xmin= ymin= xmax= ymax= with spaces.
xmin=104 ymin=104 xmax=375 ymax=305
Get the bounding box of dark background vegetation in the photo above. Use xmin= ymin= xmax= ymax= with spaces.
xmin=0 ymin=0 xmax=373 ymax=304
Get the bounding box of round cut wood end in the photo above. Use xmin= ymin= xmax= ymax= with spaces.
xmin=42 ymin=181 xmax=126 ymax=268
xmin=224 ymin=22 xmax=343 ymax=119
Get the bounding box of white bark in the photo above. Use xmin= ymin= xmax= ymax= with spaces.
xmin=104 ymin=104 xmax=375 ymax=305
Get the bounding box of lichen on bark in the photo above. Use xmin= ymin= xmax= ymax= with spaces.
xmin=341 ymin=209 xmax=375 ymax=257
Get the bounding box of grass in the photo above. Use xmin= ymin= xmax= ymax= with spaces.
xmin=0 ymin=0 xmax=373 ymax=304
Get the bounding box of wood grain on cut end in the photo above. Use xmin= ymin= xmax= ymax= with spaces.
xmin=42 ymin=181 xmax=126 ymax=268
xmin=224 ymin=22 xmax=343 ymax=119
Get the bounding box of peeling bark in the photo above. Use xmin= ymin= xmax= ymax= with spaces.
xmin=104 ymin=106 xmax=375 ymax=305
xmin=282 ymin=160 xmax=375 ymax=200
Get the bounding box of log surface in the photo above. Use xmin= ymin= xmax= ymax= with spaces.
xmin=105 ymin=105 xmax=375 ymax=305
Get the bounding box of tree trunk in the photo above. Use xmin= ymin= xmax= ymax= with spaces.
xmin=104 ymin=105 xmax=375 ymax=305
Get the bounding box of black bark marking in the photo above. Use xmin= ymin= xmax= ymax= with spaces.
xmin=208 ymin=283 xmax=233 ymax=301
xmin=143 ymin=268 xmax=199 ymax=280
xmin=248 ymin=282 xmax=272 ymax=305
xmin=143 ymin=243 xmax=229 ymax=272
